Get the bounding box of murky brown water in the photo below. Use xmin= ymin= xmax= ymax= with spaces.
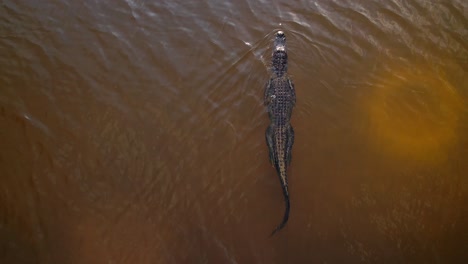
xmin=1 ymin=0 xmax=467 ymax=263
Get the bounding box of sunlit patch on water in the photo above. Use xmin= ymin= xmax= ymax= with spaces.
xmin=364 ymin=63 xmax=463 ymax=163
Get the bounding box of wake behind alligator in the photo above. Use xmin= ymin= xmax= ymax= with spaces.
xmin=264 ymin=31 xmax=296 ymax=235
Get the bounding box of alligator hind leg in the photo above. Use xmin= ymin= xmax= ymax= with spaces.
xmin=285 ymin=125 xmax=294 ymax=166
xmin=265 ymin=125 xmax=275 ymax=164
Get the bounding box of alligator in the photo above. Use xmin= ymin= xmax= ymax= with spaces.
xmin=264 ymin=31 xmax=296 ymax=235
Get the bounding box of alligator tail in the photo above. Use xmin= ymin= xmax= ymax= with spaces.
xmin=271 ymin=176 xmax=290 ymax=236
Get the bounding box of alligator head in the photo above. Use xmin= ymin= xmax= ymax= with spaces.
xmin=272 ymin=31 xmax=288 ymax=77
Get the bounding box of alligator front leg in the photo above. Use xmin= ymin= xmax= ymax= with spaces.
xmin=288 ymin=79 xmax=296 ymax=105
xmin=264 ymin=79 xmax=274 ymax=105
xmin=285 ymin=125 xmax=294 ymax=166
xmin=265 ymin=125 xmax=275 ymax=164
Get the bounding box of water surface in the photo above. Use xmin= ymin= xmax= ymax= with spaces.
xmin=1 ymin=0 xmax=467 ymax=263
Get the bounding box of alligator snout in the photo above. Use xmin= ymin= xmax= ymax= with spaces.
xmin=274 ymin=31 xmax=286 ymax=51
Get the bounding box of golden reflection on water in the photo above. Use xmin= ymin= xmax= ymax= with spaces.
xmin=365 ymin=63 xmax=463 ymax=163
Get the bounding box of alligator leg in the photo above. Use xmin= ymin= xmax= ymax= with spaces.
xmin=285 ymin=125 xmax=294 ymax=166
xmin=288 ymin=79 xmax=296 ymax=105
xmin=264 ymin=79 xmax=274 ymax=105
xmin=265 ymin=125 xmax=275 ymax=164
